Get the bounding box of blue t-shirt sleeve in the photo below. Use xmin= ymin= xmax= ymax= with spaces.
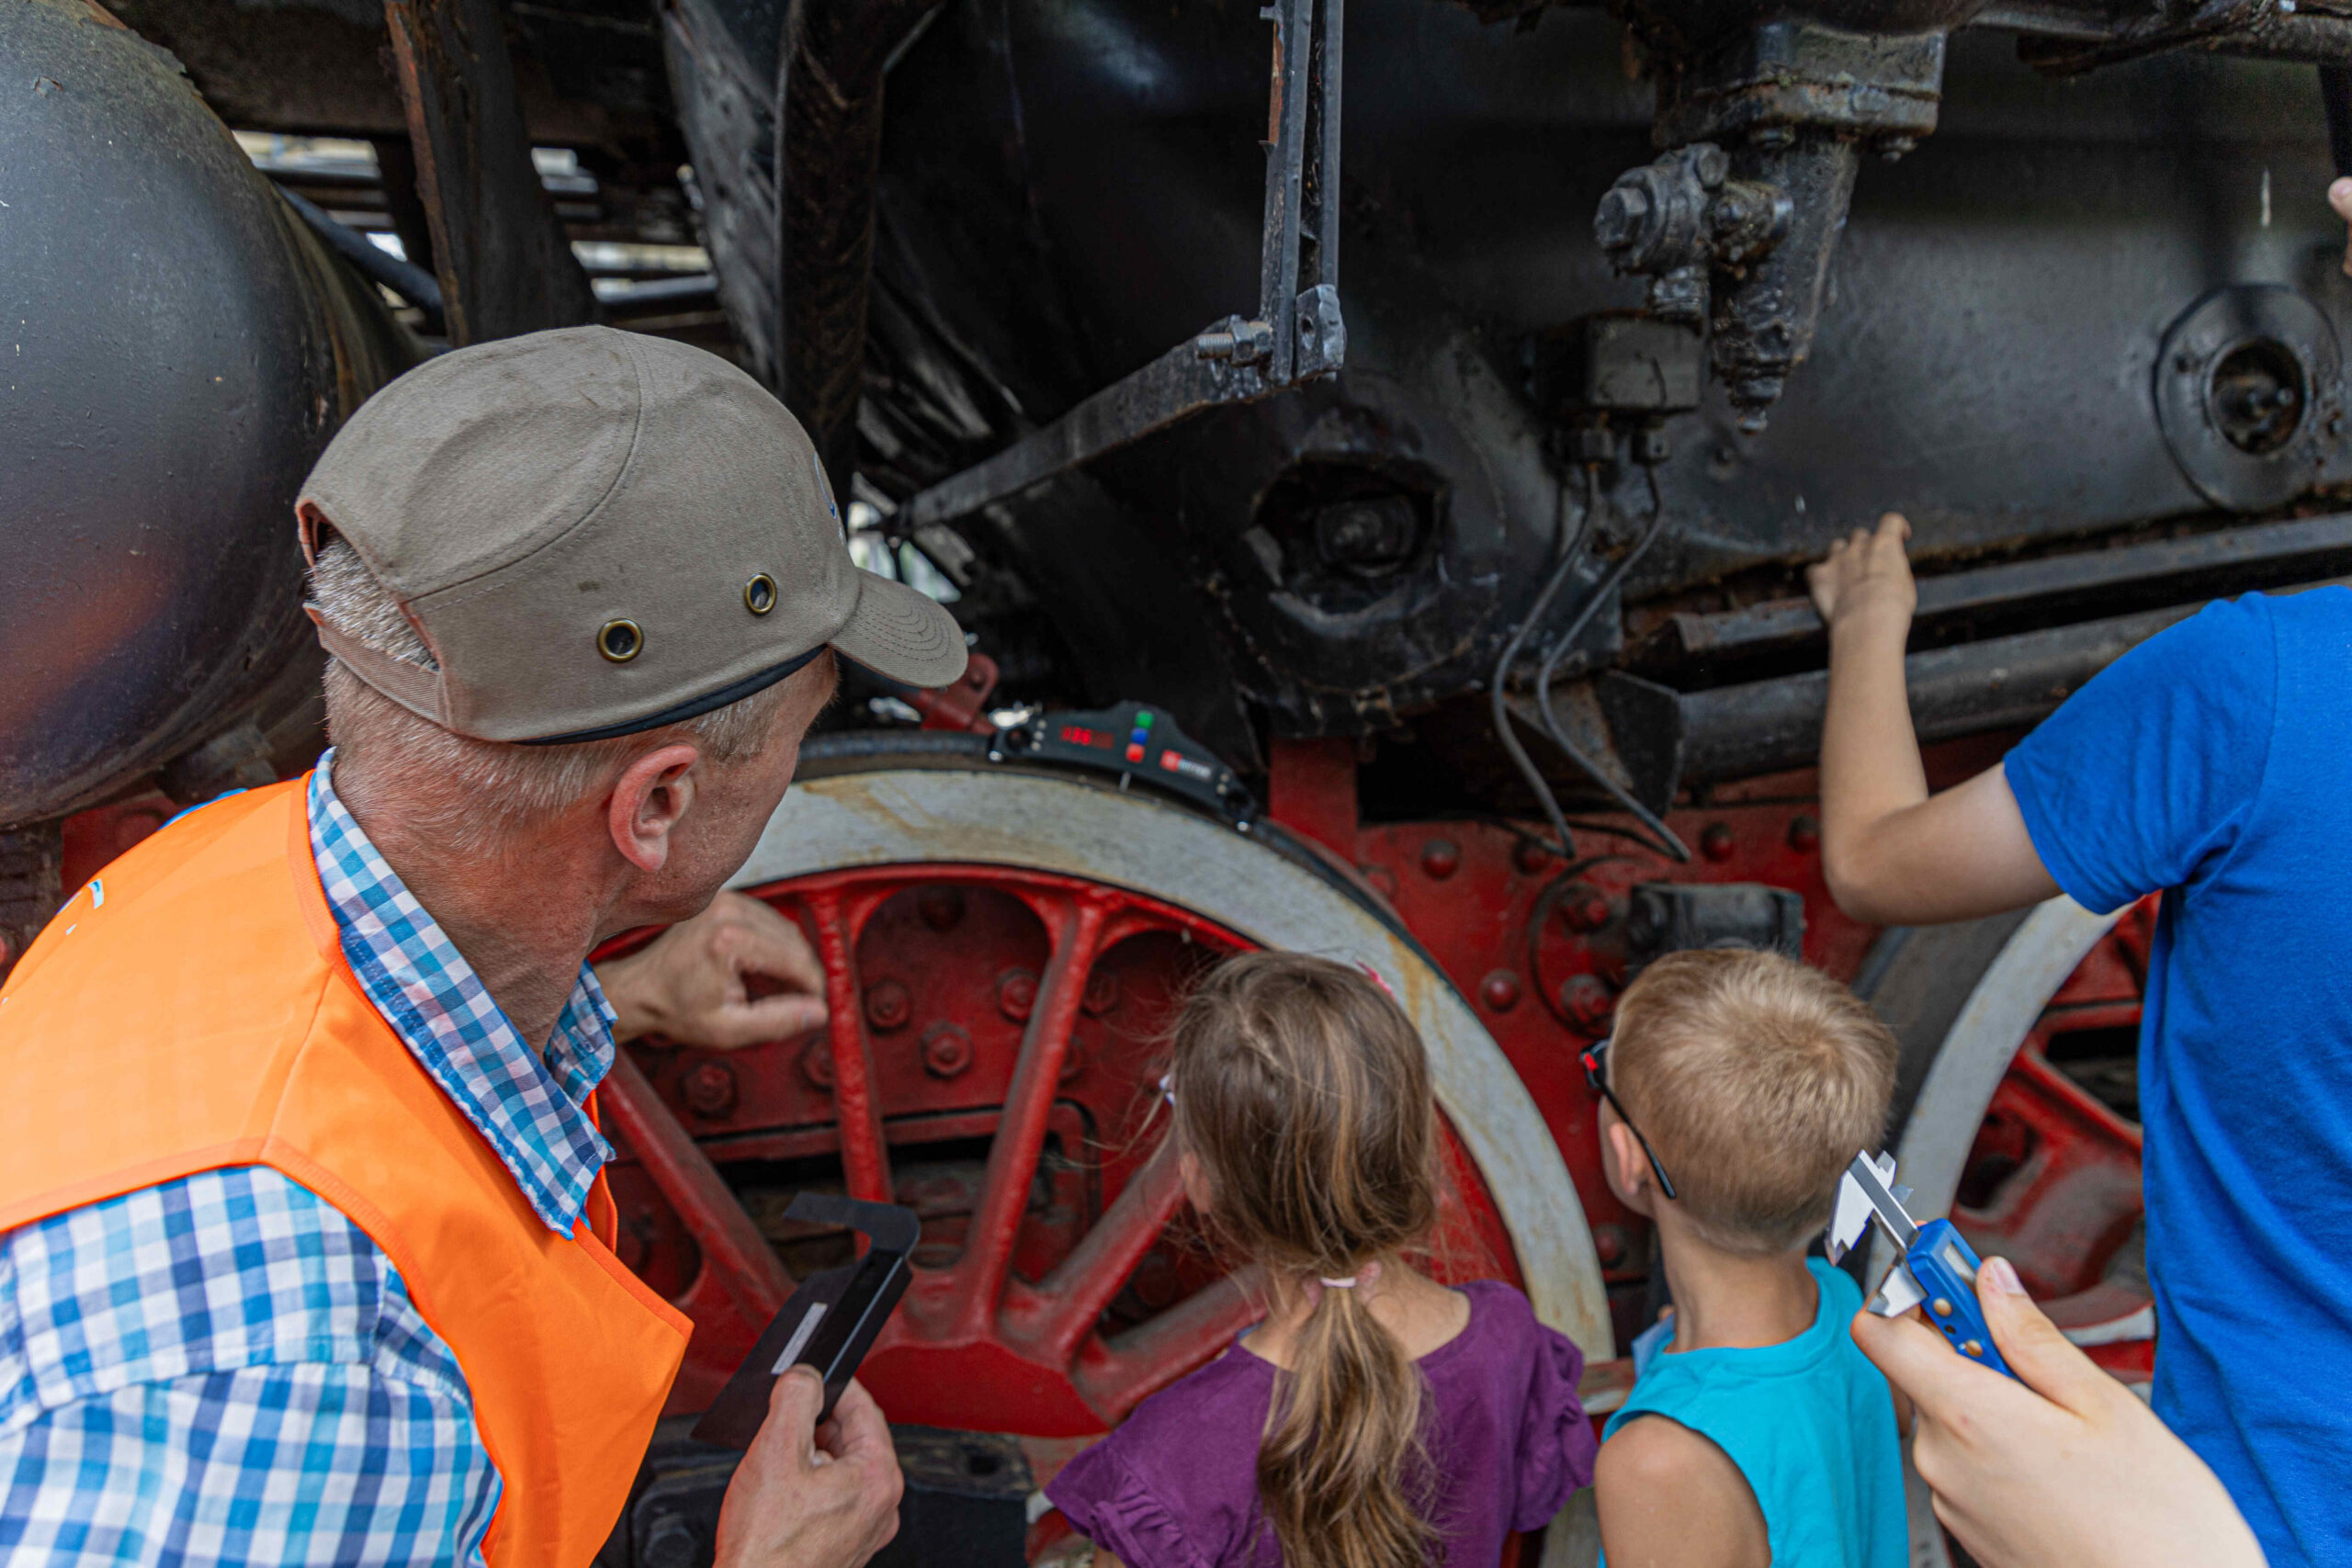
xmin=2003 ymin=596 xmax=2279 ymax=916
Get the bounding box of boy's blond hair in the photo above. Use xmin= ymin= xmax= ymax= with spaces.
xmin=1610 ymin=948 xmax=1896 ymax=1256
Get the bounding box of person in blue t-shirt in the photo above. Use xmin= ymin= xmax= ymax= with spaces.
xmin=1808 ymin=509 xmax=2352 ymax=1568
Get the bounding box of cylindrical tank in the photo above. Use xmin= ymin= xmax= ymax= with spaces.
xmin=0 ymin=0 xmax=413 ymax=954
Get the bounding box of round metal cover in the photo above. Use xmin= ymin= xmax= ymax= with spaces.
xmin=2154 ymin=285 xmax=2343 ymax=513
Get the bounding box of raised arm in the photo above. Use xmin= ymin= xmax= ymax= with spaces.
xmin=1808 ymin=513 xmax=2060 ymax=926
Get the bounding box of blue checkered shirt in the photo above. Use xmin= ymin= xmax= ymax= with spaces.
xmin=0 ymin=757 xmax=623 ymax=1565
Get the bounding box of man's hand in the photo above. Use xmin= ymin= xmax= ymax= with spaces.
xmin=2331 ymin=178 xmax=2352 ymax=276
xmin=1807 ymin=512 xmax=1917 ymax=636
xmin=595 ymin=890 xmax=827 ymax=1047
xmin=715 ymin=1371 xmax=903 ymax=1568
xmin=1851 ymin=1258 xmax=2264 ymax=1568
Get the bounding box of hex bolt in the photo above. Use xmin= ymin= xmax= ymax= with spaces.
xmin=1593 ymin=184 xmax=1652 ymax=252
xmin=865 ymin=978 xmax=912 ymax=1031
xmin=1559 ymin=974 xmax=1616 ymax=1036
xmin=1420 ymin=839 xmax=1462 ymax=880
xmin=922 ymin=1021 xmax=974 ymax=1078
xmin=682 ymin=1060 xmax=739 ymax=1117
xmin=1559 ymin=884 xmax=1612 ymax=934
xmin=800 ymin=1040 xmax=836 ymax=1089
xmin=1591 ymin=1224 xmax=1627 ymax=1267
xmin=918 ymin=886 xmax=966 ymax=931
xmin=1082 ymin=969 xmax=1122 ymax=1016
xmin=1481 ymin=970 xmax=1522 ymax=1012
xmin=998 ymin=968 xmax=1038 ymax=1022
xmin=1701 ymin=822 xmax=1736 ymax=863
xmin=1787 ymin=815 xmax=1821 ymax=854
xmin=1514 ymin=839 xmax=1554 ymax=875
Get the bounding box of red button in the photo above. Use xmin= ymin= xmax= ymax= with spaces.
xmin=1125 ymin=743 xmax=1145 ymax=762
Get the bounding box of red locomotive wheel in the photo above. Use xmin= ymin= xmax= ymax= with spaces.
xmin=597 ymin=738 xmax=1611 ymax=1447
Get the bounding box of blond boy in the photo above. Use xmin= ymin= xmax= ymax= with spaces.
xmin=1590 ymin=948 xmax=1906 ymax=1568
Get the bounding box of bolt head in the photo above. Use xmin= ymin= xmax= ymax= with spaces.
xmin=998 ymin=968 xmax=1038 ymax=1021
xmin=1561 ymin=884 xmax=1612 ymax=933
xmin=865 ymin=978 xmax=912 ymax=1031
xmin=1558 ymin=974 xmax=1616 ymax=1036
xmin=801 ymin=1040 xmax=836 ymax=1089
xmin=1514 ymin=839 xmax=1554 ymax=875
xmin=1420 ymin=838 xmax=1462 ymax=880
xmin=1592 ymin=1224 xmax=1627 ymax=1266
xmin=1701 ymin=822 xmax=1736 ymax=863
xmin=682 ymin=1060 xmax=739 ymax=1117
xmin=1787 ymin=815 xmax=1820 ymax=854
xmin=1594 ymin=185 xmax=1652 ymax=251
xmin=922 ymin=1022 xmax=975 ymax=1078
xmin=1481 ymin=970 xmax=1522 ymax=1012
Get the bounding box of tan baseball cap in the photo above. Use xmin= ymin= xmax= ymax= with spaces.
xmin=296 ymin=326 xmax=967 ymax=743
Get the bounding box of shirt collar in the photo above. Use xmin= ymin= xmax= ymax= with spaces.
xmin=307 ymin=753 xmax=615 ymax=1234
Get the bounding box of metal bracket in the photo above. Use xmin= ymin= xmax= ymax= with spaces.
xmin=899 ymin=0 xmax=1344 ymax=530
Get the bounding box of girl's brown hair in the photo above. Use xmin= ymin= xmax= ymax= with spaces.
xmin=1168 ymin=952 xmax=1442 ymax=1568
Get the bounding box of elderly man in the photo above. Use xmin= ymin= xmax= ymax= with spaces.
xmin=0 ymin=327 xmax=966 ymax=1565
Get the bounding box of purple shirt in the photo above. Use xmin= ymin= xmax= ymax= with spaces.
xmin=1048 ymin=1281 xmax=1596 ymax=1568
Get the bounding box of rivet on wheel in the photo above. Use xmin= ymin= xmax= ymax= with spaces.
xmin=1559 ymin=884 xmax=1611 ymax=933
xmin=865 ymin=979 xmax=912 ymax=1031
xmin=998 ymin=968 xmax=1038 ymax=1021
xmin=1419 ymin=839 xmax=1461 ymax=880
xmin=1481 ymin=970 xmax=1521 ymax=1012
xmin=800 ymin=1040 xmax=835 ymax=1089
xmin=1558 ymin=974 xmax=1616 ymax=1036
xmin=923 ymin=1021 xmax=974 ymax=1078
xmin=1787 ymin=814 xmax=1820 ymax=853
xmin=682 ymin=1060 xmax=738 ymax=1117
xmin=1701 ymin=822 xmax=1736 ymax=863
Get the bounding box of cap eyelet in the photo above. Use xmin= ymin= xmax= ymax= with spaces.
xmin=744 ymin=573 xmax=777 ymax=615
xmin=597 ymin=618 xmax=644 ymax=662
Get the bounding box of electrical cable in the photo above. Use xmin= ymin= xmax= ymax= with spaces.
xmin=1532 ymin=467 xmax=1691 ymax=862
xmin=1486 ymin=468 xmax=1600 ymax=863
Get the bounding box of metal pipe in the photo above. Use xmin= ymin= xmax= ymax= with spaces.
xmin=1677 ymin=602 xmax=2202 ymax=783
xmin=276 ymin=184 xmax=446 ymax=330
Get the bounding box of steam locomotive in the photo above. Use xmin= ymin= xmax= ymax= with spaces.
xmin=3 ymin=0 xmax=2338 ymax=1557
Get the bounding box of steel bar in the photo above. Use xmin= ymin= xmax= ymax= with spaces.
xmin=776 ymin=0 xmax=945 ymax=488
xmin=1660 ymin=513 xmax=2352 ymax=665
xmin=954 ymin=893 xmax=1114 ymax=1330
xmin=1025 ymin=1140 xmax=1190 ymax=1359
xmin=806 ymin=887 xmax=894 ymax=1207
xmin=382 ymin=0 xmax=599 ymax=344
xmin=601 ymin=1053 xmax=795 ymax=1323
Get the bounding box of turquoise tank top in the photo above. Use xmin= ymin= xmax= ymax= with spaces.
xmin=1600 ymin=1259 xmax=1908 ymax=1568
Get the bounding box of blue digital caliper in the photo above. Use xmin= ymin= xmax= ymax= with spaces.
xmin=1825 ymin=1150 xmax=2016 ymax=1380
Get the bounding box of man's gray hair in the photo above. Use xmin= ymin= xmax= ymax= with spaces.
xmin=309 ymin=535 xmax=795 ymax=852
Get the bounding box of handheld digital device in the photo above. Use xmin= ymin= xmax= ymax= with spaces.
xmin=690 ymin=1193 xmax=920 ymax=1448
xmin=1826 ymin=1150 xmax=2017 ymax=1381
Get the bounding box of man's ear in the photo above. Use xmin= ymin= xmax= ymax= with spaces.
xmin=607 ymin=742 xmax=703 ymax=873
xmin=1603 ymin=1119 xmax=1657 ymax=1218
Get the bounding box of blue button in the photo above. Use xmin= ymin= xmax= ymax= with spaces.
xmin=1130 ymin=728 xmax=1148 ymax=745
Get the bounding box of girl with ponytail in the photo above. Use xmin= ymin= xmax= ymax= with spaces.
xmin=1046 ymin=953 xmax=1597 ymax=1568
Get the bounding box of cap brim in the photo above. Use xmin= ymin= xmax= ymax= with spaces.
xmin=830 ymin=569 xmax=970 ymax=690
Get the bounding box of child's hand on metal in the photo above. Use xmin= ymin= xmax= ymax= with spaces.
xmin=1850 ymin=1256 xmax=2264 ymax=1568
xmin=1807 ymin=512 xmax=1916 ymax=639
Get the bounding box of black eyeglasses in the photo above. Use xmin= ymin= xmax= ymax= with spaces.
xmin=1580 ymin=1036 xmax=1677 ymax=1201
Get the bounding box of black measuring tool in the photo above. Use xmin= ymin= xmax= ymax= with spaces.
xmin=690 ymin=1193 xmax=920 ymax=1448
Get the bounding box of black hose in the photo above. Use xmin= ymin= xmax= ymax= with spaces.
xmin=1486 ymin=469 xmax=1600 ymax=862
xmin=276 ymin=184 xmax=446 ymax=332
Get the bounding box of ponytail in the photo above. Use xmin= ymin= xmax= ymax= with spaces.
xmin=1258 ymin=1280 xmax=1434 ymax=1568
xmin=1167 ymin=953 xmax=1447 ymax=1568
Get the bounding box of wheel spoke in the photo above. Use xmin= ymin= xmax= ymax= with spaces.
xmin=1020 ymin=1137 xmax=1188 ymax=1359
xmin=803 ymin=886 xmax=893 ymax=1204
xmin=954 ymin=889 xmax=1114 ymax=1327
xmin=601 ymin=1053 xmax=794 ymax=1325
xmin=1073 ymin=1266 xmax=1265 ymax=1422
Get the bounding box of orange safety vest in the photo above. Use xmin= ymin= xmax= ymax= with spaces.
xmin=0 ymin=777 xmax=690 ymax=1566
